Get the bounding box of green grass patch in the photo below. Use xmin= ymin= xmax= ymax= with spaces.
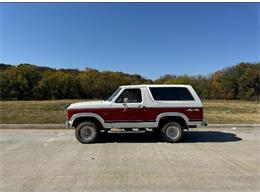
xmin=0 ymin=99 xmax=259 ymax=124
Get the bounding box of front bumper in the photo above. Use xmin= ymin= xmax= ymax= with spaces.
xmin=65 ymin=120 xmax=73 ymax=129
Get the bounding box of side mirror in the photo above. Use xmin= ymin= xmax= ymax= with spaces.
xmin=123 ymin=98 xmax=128 ymax=104
xmin=123 ymin=98 xmax=128 ymax=111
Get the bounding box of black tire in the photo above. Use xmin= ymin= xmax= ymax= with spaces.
xmin=75 ymin=121 xmax=98 ymax=144
xmin=161 ymin=122 xmax=183 ymax=143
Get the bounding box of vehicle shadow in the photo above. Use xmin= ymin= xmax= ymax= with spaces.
xmin=96 ymin=131 xmax=242 ymax=143
xmin=182 ymin=131 xmax=242 ymax=143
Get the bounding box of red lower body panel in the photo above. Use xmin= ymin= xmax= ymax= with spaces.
xmin=146 ymin=107 xmax=203 ymax=121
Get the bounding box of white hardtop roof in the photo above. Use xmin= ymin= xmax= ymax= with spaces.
xmin=120 ymin=84 xmax=192 ymax=88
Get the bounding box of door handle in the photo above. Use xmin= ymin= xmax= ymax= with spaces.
xmin=138 ymin=105 xmax=146 ymax=108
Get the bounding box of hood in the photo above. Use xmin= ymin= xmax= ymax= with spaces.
xmin=67 ymin=100 xmax=111 ymax=109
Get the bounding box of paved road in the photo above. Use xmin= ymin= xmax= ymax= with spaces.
xmin=0 ymin=127 xmax=259 ymax=191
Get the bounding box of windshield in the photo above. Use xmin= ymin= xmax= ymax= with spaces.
xmin=106 ymin=87 xmax=122 ymax=101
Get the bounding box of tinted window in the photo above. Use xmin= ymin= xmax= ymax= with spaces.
xmin=149 ymin=87 xmax=194 ymax=101
xmin=116 ymin=89 xmax=142 ymax=103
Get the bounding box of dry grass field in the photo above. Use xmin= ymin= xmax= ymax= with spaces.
xmin=203 ymin=100 xmax=260 ymax=124
xmin=0 ymin=100 xmax=259 ymax=124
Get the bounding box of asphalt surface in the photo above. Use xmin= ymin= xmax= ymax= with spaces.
xmin=0 ymin=127 xmax=259 ymax=191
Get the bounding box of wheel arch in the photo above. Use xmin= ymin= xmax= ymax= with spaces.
xmin=70 ymin=113 xmax=108 ymax=130
xmin=156 ymin=113 xmax=189 ymax=130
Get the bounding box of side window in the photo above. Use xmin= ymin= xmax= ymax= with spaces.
xmin=115 ymin=89 xmax=142 ymax=103
xmin=149 ymin=87 xmax=194 ymax=101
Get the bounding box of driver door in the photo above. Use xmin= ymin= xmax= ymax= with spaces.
xmin=110 ymin=88 xmax=146 ymax=127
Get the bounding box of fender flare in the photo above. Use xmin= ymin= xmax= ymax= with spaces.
xmin=155 ymin=112 xmax=189 ymax=127
xmin=70 ymin=112 xmax=111 ymax=128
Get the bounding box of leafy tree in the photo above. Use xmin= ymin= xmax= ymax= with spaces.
xmin=0 ymin=62 xmax=259 ymax=101
xmin=211 ymin=71 xmax=224 ymax=99
xmin=38 ymin=71 xmax=80 ymax=99
xmin=238 ymin=63 xmax=260 ymax=101
xmin=15 ymin=64 xmax=43 ymax=99
xmin=78 ymin=68 xmax=100 ymax=99
xmin=0 ymin=67 xmax=20 ymax=99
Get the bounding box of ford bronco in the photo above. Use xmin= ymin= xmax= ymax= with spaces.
xmin=66 ymin=85 xmax=207 ymax=143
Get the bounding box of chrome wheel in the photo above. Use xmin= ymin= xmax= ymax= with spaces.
xmin=166 ymin=126 xmax=179 ymax=139
xmin=161 ymin=122 xmax=183 ymax=143
xmin=75 ymin=121 xmax=98 ymax=143
xmin=80 ymin=126 xmax=94 ymax=140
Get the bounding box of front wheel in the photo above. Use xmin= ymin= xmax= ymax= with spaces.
xmin=161 ymin=122 xmax=183 ymax=143
xmin=75 ymin=121 xmax=98 ymax=143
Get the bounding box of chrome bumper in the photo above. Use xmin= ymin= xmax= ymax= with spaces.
xmin=188 ymin=120 xmax=208 ymax=128
xmin=201 ymin=120 xmax=208 ymax=126
xmin=65 ymin=120 xmax=73 ymax=129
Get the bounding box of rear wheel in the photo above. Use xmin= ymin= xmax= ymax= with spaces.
xmin=75 ymin=121 xmax=98 ymax=143
xmin=161 ymin=122 xmax=183 ymax=143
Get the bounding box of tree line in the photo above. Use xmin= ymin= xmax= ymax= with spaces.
xmin=0 ymin=62 xmax=259 ymax=101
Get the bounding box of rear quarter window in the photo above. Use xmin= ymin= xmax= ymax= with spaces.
xmin=149 ymin=87 xmax=194 ymax=101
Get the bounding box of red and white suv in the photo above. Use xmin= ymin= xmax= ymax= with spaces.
xmin=66 ymin=85 xmax=207 ymax=143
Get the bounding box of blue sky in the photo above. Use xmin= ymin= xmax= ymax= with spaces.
xmin=0 ymin=3 xmax=259 ymax=79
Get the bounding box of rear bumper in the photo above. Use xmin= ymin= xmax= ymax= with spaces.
xmin=201 ymin=120 xmax=208 ymax=126
xmin=65 ymin=120 xmax=73 ymax=129
xmin=188 ymin=120 xmax=208 ymax=128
